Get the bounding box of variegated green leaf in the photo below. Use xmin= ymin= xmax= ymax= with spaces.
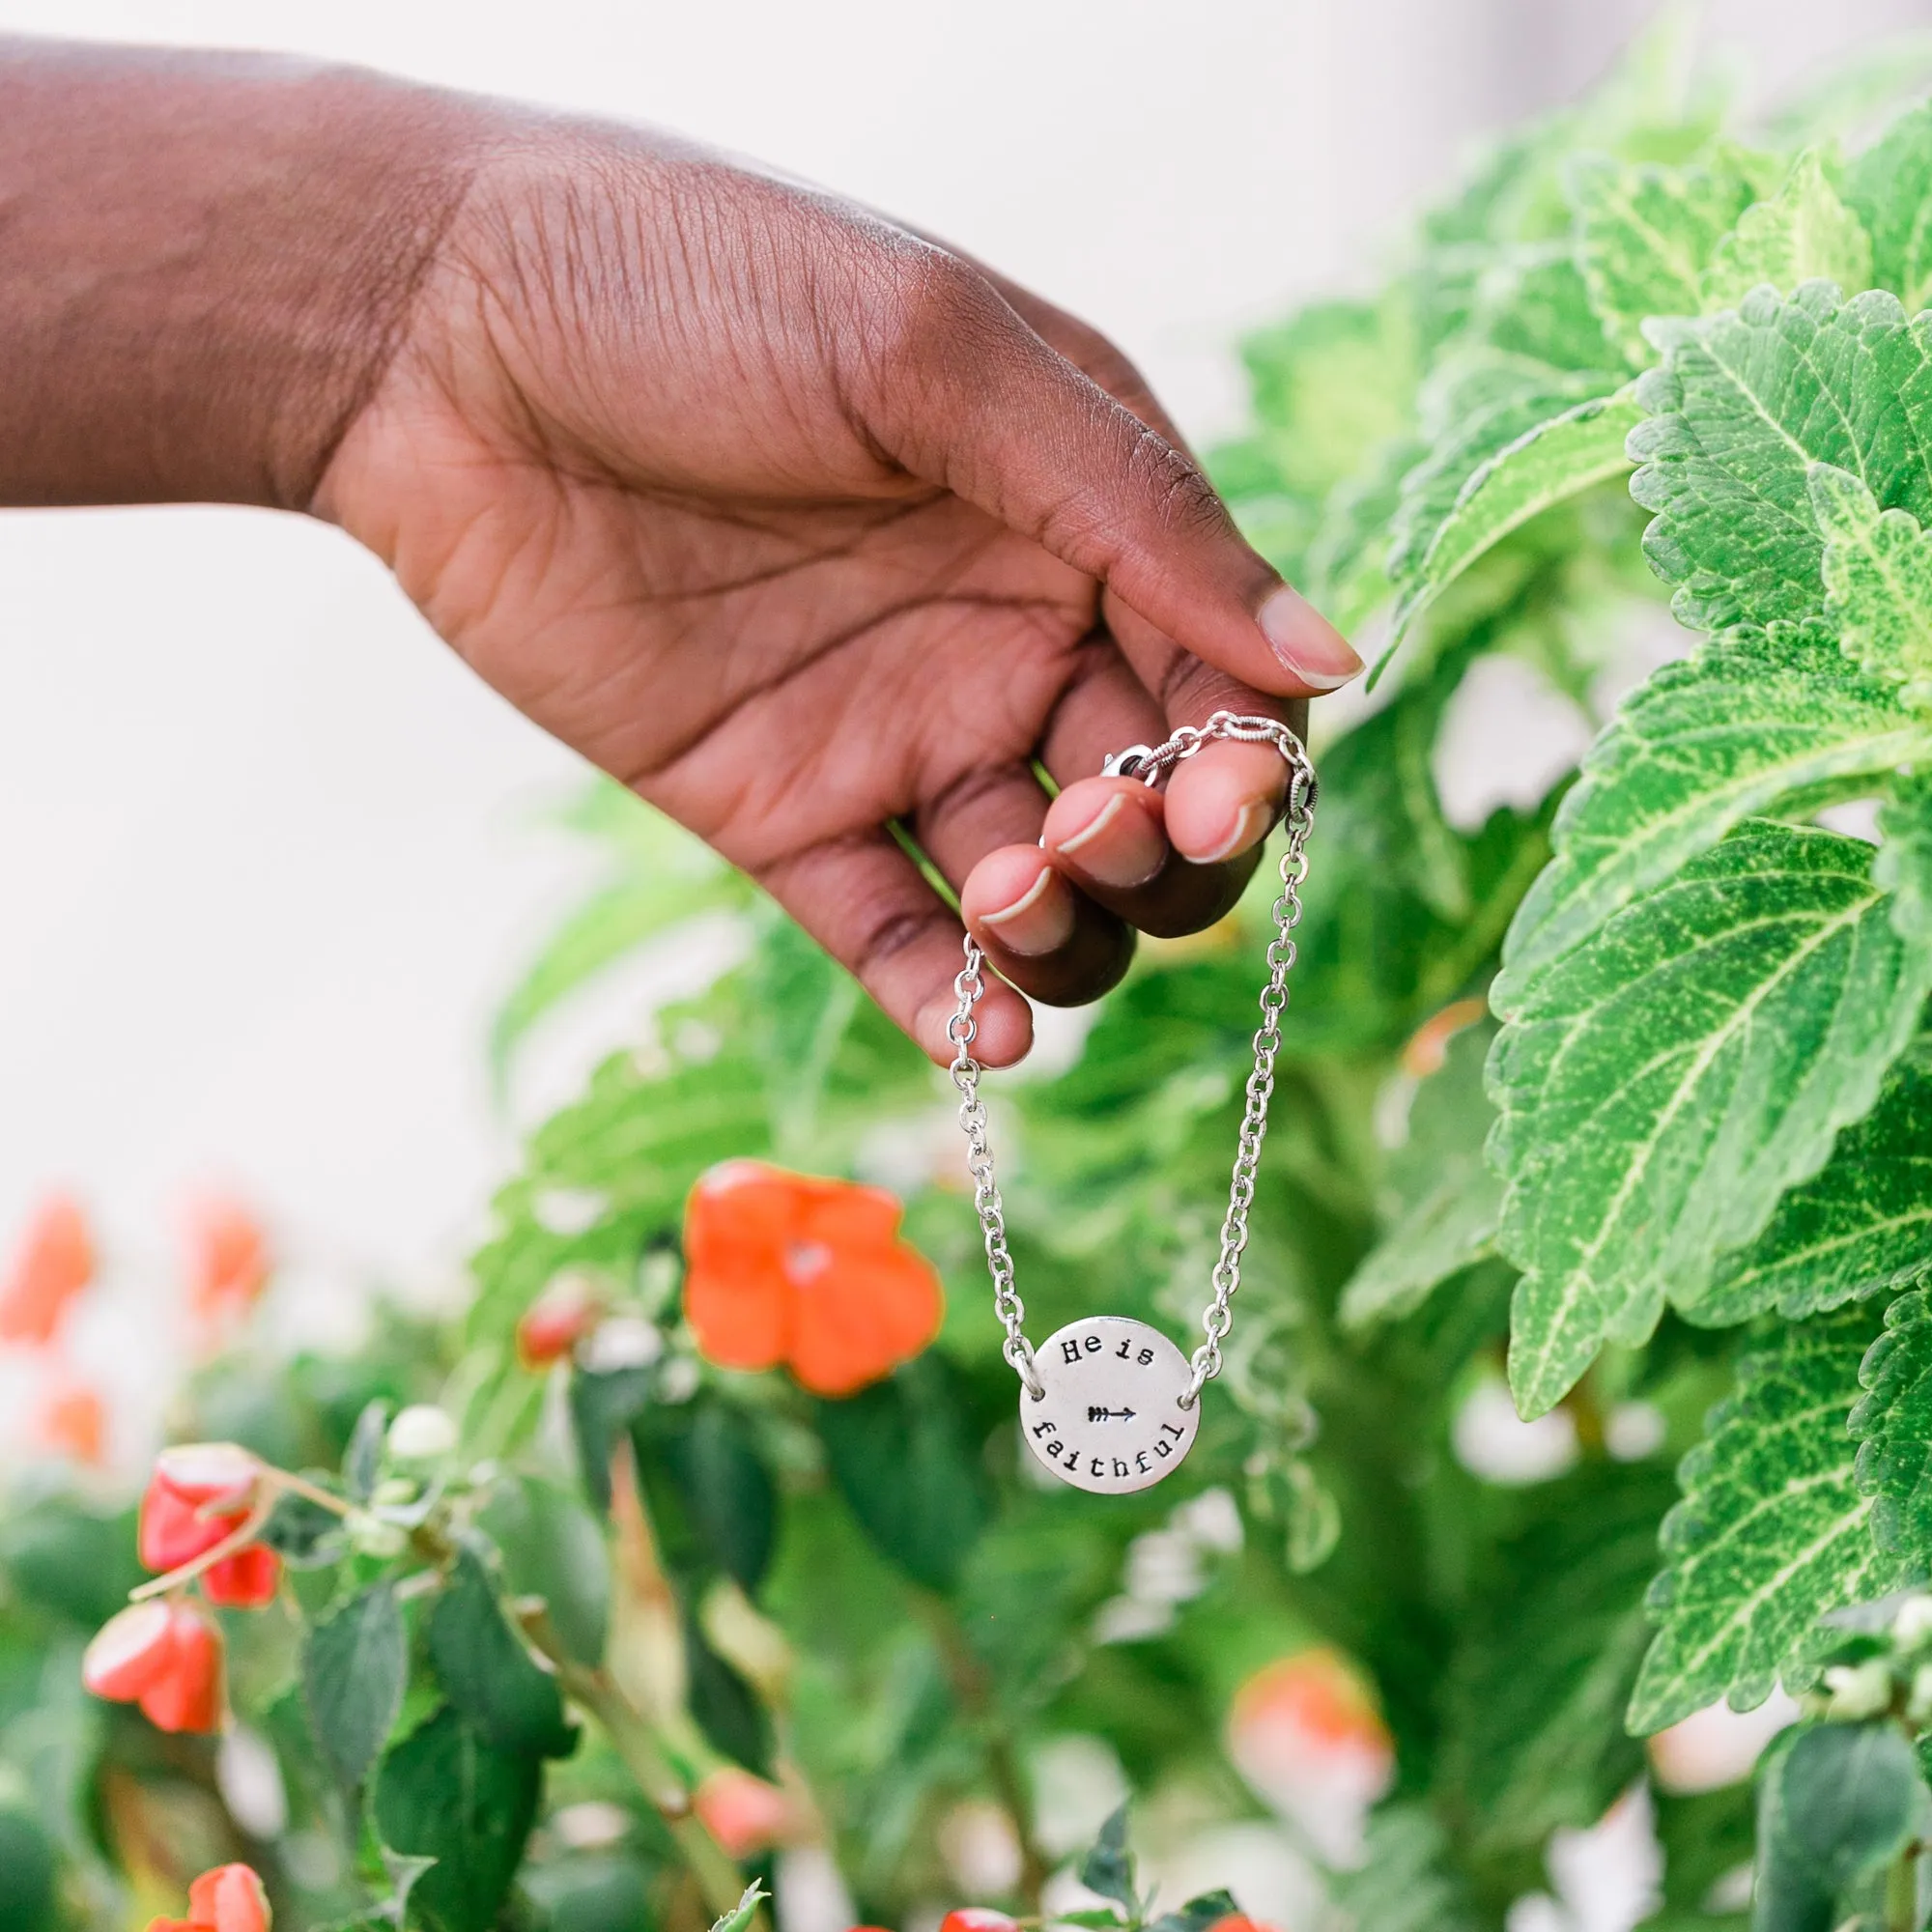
xmin=1846 ymin=100 xmax=1932 ymax=314
xmin=1384 ymin=351 xmax=1621 ymax=605
xmin=1810 ymin=461 xmax=1932 ymax=700
xmin=1852 ymin=1286 xmax=1932 ymax=1561
xmin=1629 ymin=1305 xmax=1900 ymax=1734
xmin=1493 ymin=823 xmax=1932 ymax=1417
xmin=1494 ymin=624 xmax=1932 ymax=1003
xmin=1567 ymin=147 xmax=1761 ymax=368
xmin=1387 ymin=387 xmax=1643 ymax=645
xmin=1699 ymin=1055 xmax=1932 ymax=1325
xmin=1699 ymin=150 xmax=1872 ymax=311
xmin=1629 ymin=286 xmax=1932 ymax=636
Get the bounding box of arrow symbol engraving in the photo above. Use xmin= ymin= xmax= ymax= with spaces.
xmin=1086 ymin=1406 xmax=1137 ymax=1423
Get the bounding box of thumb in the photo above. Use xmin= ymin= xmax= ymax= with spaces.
xmin=853 ymin=250 xmax=1362 ymax=696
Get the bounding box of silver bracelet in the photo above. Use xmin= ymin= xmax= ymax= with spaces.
xmin=947 ymin=711 xmax=1318 ymax=1494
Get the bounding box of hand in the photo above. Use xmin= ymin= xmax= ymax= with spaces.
xmin=0 ymin=45 xmax=1359 ymax=1063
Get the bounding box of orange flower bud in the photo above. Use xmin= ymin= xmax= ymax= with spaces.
xmin=83 ymin=1601 xmax=179 ymax=1702
xmin=187 ymin=1862 xmax=272 ymax=1932
xmin=684 ymin=1161 xmax=942 ymax=1397
xmin=136 ymin=1602 xmax=224 ymax=1735
xmin=516 ymin=1272 xmax=601 ymax=1368
xmin=0 ymin=1192 xmax=94 ymax=1346
xmin=693 ymin=1767 xmax=795 ymax=1858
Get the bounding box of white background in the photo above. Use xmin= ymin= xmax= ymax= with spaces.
xmin=0 ymin=0 xmax=1925 ymax=1301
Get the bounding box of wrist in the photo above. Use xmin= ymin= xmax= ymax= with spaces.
xmin=0 ymin=41 xmax=508 ymax=511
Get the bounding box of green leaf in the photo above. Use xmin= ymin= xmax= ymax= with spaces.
xmin=815 ymin=1354 xmax=992 ymax=1594
xmin=0 ymin=1498 xmax=143 ymax=1628
xmin=1324 ymin=1804 xmax=1477 ymax=1932
xmin=1811 ymin=460 xmax=1932 ymax=699
xmin=1493 ymin=823 xmax=1932 ymax=1416
xmin=683 ymin=1606 xmax=775 ymax=1776
xmin=569 ymin=1364 xmax=655 ymax=1516
xmin=1234 ymin=297 xmax=1417 ymax=502
xmin=1145 ymin=1891 xmax=1238 ymax=1932
xmin=1629 ymin=1306 xmax=1903 ymax=1734
xmin=651 ymin=1400 xmax=779 ymax=1599
xmin=373 ymin=1706 xmax=541 ymax=1932
xmin=259 ymin=1481 xmax=350 ymax=1569
xmin=1382 ymin=350 xmax=1621 ymax=665
xmin=1847 ymin=100 xmax=1932 ymax=313
xmin=1079 ymin=1804 xmax=1138 ymax=1912
xmin=1700 ymin=150 xmax=1873 ymax=311
xmin=0 ymin=1809 xmax=57 ymax=1932
xmin=1438 ymin=1463 xmax=1677 ymax=1861
xmin=304 ymin=1580 xmax=409 ymax=1788
xmin=1701 ymin=1057 xmax=1932 ymax=1324
xmin=1389 ymin=386 xmax=1642 ymax=643
xmin=707 ymin=1884 xmax=769 ymax=1932
xmin=346 ymin=1397 xmax=389 ymax=1505
xmin=1340 ymin=1020 xmax=1503 ymax=1329
xmin=490 ymin=864 xmax=744 ymax=1090
xmin=1752 ymin=1720 xmax=1928 ymax=1932
xmin=426 ymin=1548 xmax=577 ymax=1758
xmin=1568 ymin=148 xmax=1758 ymax=367
xmin=1629 ymin=286 xmax=1932 ymax=637
xmin=477 ymin=1473 xmax=610 ymax=1668
xmin=1495 ymin=623 xmax=1932 ymax=1003
xmin=1852 ymin=1286 xmax=1932 ymax=1562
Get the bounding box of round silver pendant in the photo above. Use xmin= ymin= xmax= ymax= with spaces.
xmin=1020 ymin=1316 xmax=1200 ymax=1494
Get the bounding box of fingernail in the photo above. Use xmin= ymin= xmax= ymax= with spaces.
xmin=1053 ymin=791 xmax=1164 ymax=888
xmin=979 ymin=863 xmax=1075 ymax=956
xmin=1194 ymin=795 xmax=1273 ymax=867
xmin=1258 ymin=583 xmax=1362 ymax=690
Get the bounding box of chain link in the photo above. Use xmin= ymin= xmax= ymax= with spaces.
xmin=950 ymin=710 xmax=1318 ymax=1409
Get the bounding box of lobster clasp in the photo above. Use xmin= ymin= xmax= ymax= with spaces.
xmin=1100 ymin=744 xmax=1158 ymax=784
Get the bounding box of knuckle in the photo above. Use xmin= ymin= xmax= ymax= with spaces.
xmin=1128 ymin=430 xmax=1228 ymax=540
xmin=869 ymin=243 xmax=1007 ymax=371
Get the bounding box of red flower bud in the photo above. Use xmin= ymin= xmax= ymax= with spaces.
xmin=516 ymin=1273 xmax=601 ymax=1369
xmin=203 ymin=1544 xmax=281 ymax=1609
xmin=139 ymin=1444 xmax=262 ymax=1575
xmin=188 ymin=1862 xmax=272 ymax=1932
xmin=82 ymin=1601 xmax=178 ymax=1702
xmin=937 ymin=1914 xmax=1018 ymax=1932
xmin=136 ymin=1602 xmax=225 ymax=1735
xmin=155 ymin=1442 xmax=261 ymax=1510
xmin=138 ymin=1481 xmax=242 ymax=1574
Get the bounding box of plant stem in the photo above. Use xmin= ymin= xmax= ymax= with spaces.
xmin=520 ymin=1603 xmax=757 ymax=1930
xmin=1886 ymin=1841 xmax=1920 ymax=1932
xmin=916 ymin=1595 xmax=1050 ymax=1910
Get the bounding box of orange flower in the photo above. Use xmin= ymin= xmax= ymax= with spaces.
xmin=0 ymin=1192 xmax=95 ymax=1346
xmin=37 ymin=1379 xmax=106 ymax=1464
xmin=183 ymin=1195 xmax=271 ymax=1324
xmin=683 ymin=1161 xmax=942 ymax=1397
xmin=144 ymin=1861 xmax=270 ymax=1932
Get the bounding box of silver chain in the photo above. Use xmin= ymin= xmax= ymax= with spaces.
xmin=948 ymin=711 xmax=1318 ymax=1410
